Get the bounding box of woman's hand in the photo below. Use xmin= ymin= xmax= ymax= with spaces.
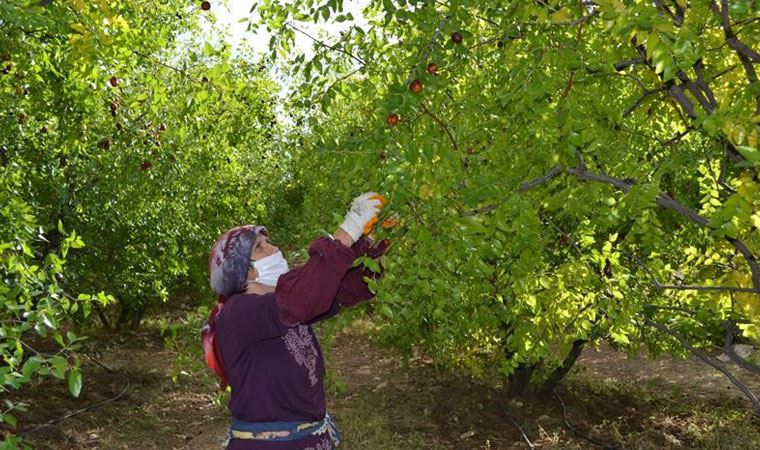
xmin=338 ymin=192 xmax=386 ymax=242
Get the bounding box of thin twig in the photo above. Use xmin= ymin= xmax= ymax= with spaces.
xmin=420 ymin=102 xmax=458 ymax=151
xmin=18 ymin=356 xmax=131 ymax=437
xmin=554 ymin=388 xmax=623 ymax=450
xmin=642 ymin=304 xmax=697 ymax=316
xmin=285 ymin=22 xmax=367 ymax=68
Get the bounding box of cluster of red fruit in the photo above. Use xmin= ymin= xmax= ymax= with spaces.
xmin=103 ymin=74 xmax=172 ymax=170
xmin=386 ymin=32 xmax=463 ymax=128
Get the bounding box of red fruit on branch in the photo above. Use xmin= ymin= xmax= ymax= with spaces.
xmin=426 ymin=62 xmax=437 ymax=75
xmin=201 ymin=1 xmax=211 ymax=11
xmin=39 ymin=126 xmax=48 ymax=134
xmin=98 ymin=138 xmax=112 ymax=150
xmin=140 ymin=160 xmax=152 ymax=170
xmin=17 ymin=112 xmax=27 ymax=124
xmin=115 ymin=122 xmax=123 ymax=130
xmin=451 ymin=32 xmax=463 ymax=44
xmin=385 ymin=113 xmax=399 ymax=127
xmin=55 ymin=273 xmax=64 ymax=282
xmin=109 ymin=76 xmax=119 ymax=87
xmin=109 ymin=101 xmax=118 ymax=111
xmin=409 ymin=79 xmax=423 ymax=93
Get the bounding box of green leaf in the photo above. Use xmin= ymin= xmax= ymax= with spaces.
xmin=68 ymin=367 xmax=83 ymax=397
xmin=22 ymin=357 xmax=42 ymax=379
xmin=51 ymin=356 xmax=68 ymax=380
xmin=2 ymin=413 xmax=17 ymax=428
xmin=736 ymin=145 xmax=759 ymax=163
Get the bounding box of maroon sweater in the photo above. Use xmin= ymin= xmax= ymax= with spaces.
xmin=216 ymin=236 xmax=386 ymax=449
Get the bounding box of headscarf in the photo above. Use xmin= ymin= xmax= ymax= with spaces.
xmin=202 ymin=225 xmax=267 ymax=388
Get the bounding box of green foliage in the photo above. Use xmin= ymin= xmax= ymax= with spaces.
xmin=1 ymin=0 xmax=285 ymax=441
xmin=256 ymin=0 xmax=760 ymax=391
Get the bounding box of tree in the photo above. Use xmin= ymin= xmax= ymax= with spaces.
xmin=1 ymin=0 xmax=284 ymax=435
xmin=255 ymin=0 xmax=760 ymax=407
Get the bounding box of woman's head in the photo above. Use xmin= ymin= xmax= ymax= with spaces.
xmin=207 ymin=225 xmax=267 ymax=297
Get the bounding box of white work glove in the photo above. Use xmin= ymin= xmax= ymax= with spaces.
xmin=339 ymin=192 xmax=387 ymax=242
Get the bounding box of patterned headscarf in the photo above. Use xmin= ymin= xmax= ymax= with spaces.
xmin=202 ymin=224 xmax=267 ymax=388
xmin=207 ymin=224 xmax=267 ymax=297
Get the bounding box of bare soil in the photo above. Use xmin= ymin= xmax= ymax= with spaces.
xmin=2 ymin=321 xmax=758 ymax=449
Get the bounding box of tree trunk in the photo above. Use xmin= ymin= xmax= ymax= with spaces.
xmin=537 ymin=339 xmax=586 ymax=399
xmin=508 ymin=363 xmax=533 ymax=397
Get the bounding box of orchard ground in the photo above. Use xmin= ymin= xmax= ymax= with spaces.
xmin=2 ymin=313 xmax=759 ymax=450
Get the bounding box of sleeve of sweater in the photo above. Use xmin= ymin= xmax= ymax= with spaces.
xmin=273 ymin=236 xmax=358 ymax=326
xmin=307 ymin=237 xmax=389 ymax=324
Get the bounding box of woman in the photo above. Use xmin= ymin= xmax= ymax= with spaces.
xmin=203 ymin=192 xmax=389 ymax=449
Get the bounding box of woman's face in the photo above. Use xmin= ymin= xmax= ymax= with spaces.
xmin=248 ymin=231 xmax=280 ymax=279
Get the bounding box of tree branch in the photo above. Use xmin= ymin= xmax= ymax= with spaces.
xmin=676 ymin=70 xmax=715 ymax=113
xmin=517 ymin=164 xmax=564 ymax=192
xmin=693 ymin=59 xmax=718 ymax=109
xmin=643 ymin=316 xmax=760 ymax=416
xmin=710 ymin=0 xmax=760 ymax=63
xmin=709 ymin=0 xmax=760 ymax=114
xmin=623 ymin=87 xmax=666 ymax=117
xmin=722 ymin=319 xmax=760 ymax=375
xmin=518 ymin=158 xmax=760 ymax=291
xmin=614 ymin=57 xmax=646 ymax=72
xmin=285 ymin=22 xmax=368 ymax=68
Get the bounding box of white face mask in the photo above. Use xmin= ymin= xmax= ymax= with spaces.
xmin=249 ymin=251 xmax=289 ymax=287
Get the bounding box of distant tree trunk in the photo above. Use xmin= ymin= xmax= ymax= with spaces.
xmin=95 ymin=304 xmax=113 ymax=331
xmin=129 ymin=303 xmax=147 ymax=330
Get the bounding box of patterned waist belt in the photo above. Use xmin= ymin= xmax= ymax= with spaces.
xmin=223 ymin=413 xmax=341 ymax=448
